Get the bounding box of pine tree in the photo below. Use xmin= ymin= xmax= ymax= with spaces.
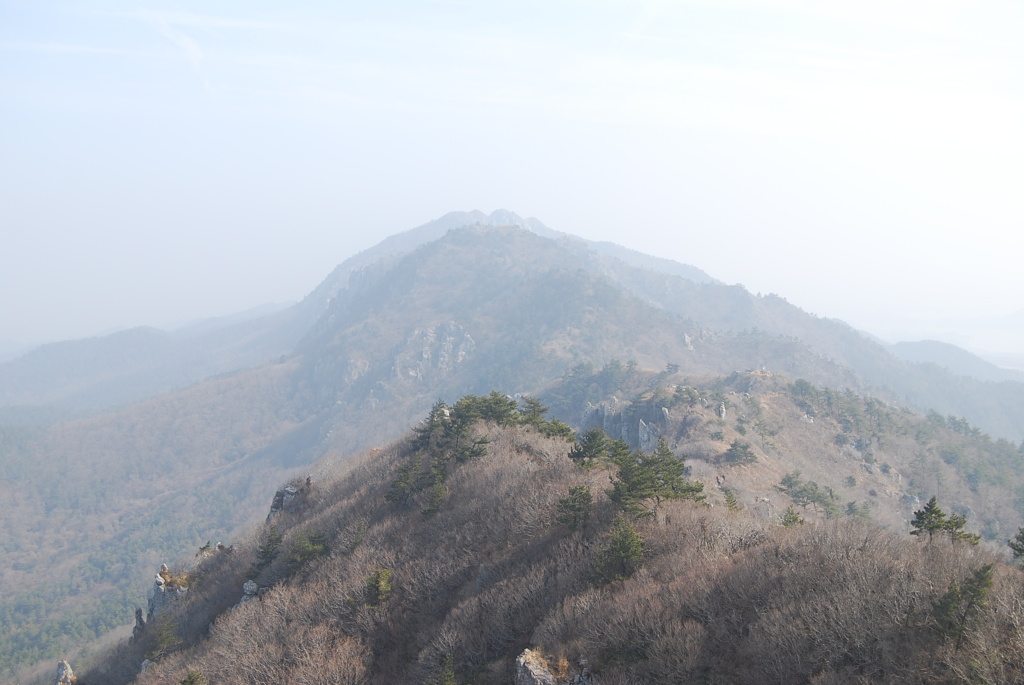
xmin=255 ymin=525 xmax=283 ymax=572
xmin=724 ymin=439 xmax=757 ymax=464
xmin=944 ymin=512 xmax=980 ymax=545
xmin=568 ymin=428 xmax=609 ymax=466
xmin=413 ymin=399 xmax=449 ymax=450
xmin=556 ymin=485 xmax=593 ymax=530
xmin=432 ymin=654 xmax=457 ymax=685
xmin=385 ymin=458 xmax=422 ymax=507
xmin=364 ymin=568 xmax=393 ymax=607
xmin=780 ymin=506 xmax=804 ymax=527
xmin=593 ymin=516 xmax=645 ymax=583
xmin=911 ymin=496 xmax=947 ymax=542
xmin=518 ymin=396 xmax=548 ymax=428
xmin=1008 ymin=527 xmax=1024 ymax=562
xmin=607 ymin=437 xmax=703 ymax=517
xmin=933 ymin=564 xmax=994 ymax=650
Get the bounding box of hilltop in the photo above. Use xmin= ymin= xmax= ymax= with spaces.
xmin=84 ymin=395 xmax=1024 ymax=684
xmin=3 ymin=213 xmax=1024 ymax=679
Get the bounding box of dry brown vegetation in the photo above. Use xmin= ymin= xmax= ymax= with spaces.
xmin=84 ymin=411 xmax=1024 ymax=685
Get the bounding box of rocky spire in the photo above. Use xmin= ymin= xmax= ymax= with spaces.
xmin=54 ymin=659 xmax=77 ymax=684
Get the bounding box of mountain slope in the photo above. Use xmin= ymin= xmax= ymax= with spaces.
xmin=891 ymin=339 xmax=1024 ymax=384
xmin=85 ymin=405 xmax=1024 ymax=685
xmin=5 ymin=218 xmax=1024 ymax=680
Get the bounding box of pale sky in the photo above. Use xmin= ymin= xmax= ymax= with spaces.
xmin=2 ymin=1 xmax=1022 ymax=357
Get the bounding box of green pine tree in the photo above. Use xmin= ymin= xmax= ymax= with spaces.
xmin=556 ymin=485 xmax=594 ymax=530
xmin=607 ymin=437 xmax=704 ymax=517
xmin=724 ymin=439 xmax=757 ymax=465
xmin=364 ymin=568 xmax=393 ymax=607
xmin=593 ymin=516 xmax=645 ymax=583
xmin=780 ymin=506 xmax=805 ymax=527
xmin=430 ymin=654 xmax=457 ymax=685
xmin=1009 ymin=527 xmax=1024 ymax=562
xmin=568 ymin=428 xmax=610 ymax=466
xmin=519 ymin=396 xmax=548 ymax=427
xmin=933 ymin=564 xmax=994 ymax=650
xmin=911 ymin=496 xmax=947 ymax=542
xmin=944 ymin=512 xmax=980 ymax=545
xmin=255 ymin=525 xmax=283 ymax=572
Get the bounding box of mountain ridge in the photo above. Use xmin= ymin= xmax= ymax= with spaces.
xmin=4 ymin=216 xmax=1024 ymax=680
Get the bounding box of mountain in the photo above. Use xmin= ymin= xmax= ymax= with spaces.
xmin=4 ymin=214 xmax=1024 ymax=680
xmin=890 ymin=339 xmax=1024 ymax=384
xmin=83 ymin=386 xmax=1024 ymax=685
xmin=0 ymin=210 xmax=713 ymax=422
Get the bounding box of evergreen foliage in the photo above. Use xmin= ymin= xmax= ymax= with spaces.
xmin=385 ymin=457 xmax=423 ymax=507
xmin=364 ymin=568 xmax=393 ymax=607
xmin=845 ymin=501 xmax=871 ymax=521
xmin=413 ymin=399 xmax=450 ymax=450
xmin=944 ymin=512 xmax=980 ymax=545
xmin=568 ymin=428 xmax=610 ymax=466
xmin=910 ymin=496 xmax=947 ymax=542
xmin=910 ymin=497 xmax=979 ymax=545
xmin=592 ymin=516 xmax=645 ymax=583
xmin=607 ymin=437 xmax=704 ymax=517
xmin=287 ymin=531 xmax=328 ymax=569
xmin=145 ymin=614 xmax=181 ymax=660
xmin=932 ymin=564 xmax=994 ymax=650
xmin=780 ymin=506 xmax=805 ymax=527
xmin=428 ymin=654 xmax=457 ymax=685
xmin=255 ymin=525 xmax=283 ymax=572
xmin=519 ymin=396 xmax=549 ymax=428
xmin=778 ymin=471 xmax=841 ymax=518
xmin=555 ymin=485 xmax=593 ymax=530
xmin=1009 ymin=527 xmax=1024 ymax=562
xmin=724 ymin=439 xmax=757 ymax=465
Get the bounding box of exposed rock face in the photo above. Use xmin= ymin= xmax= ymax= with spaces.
xmin=638 ymin=418 xmax=660 ymax=453
xmin=391 ymin=321 xmax=475 ymax=382
xmin=54 ymin=659 xmax=77 ymax=684
xmin=515 ymin=649 xmax=557 ymax=685
xmin=130 ymin=607 xmax=146 ymax=643
xmin=582 ymin=399 xmax=669 ymax=451
xmin=266 ymin=484 xmax=299 ymax=523
xmin=147 ymin=564 xmax=187 ymax=621
xmin=239 ymin=580 xmax=259 ymax=605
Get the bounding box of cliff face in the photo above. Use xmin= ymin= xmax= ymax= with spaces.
xmin=53 ymin=660 xmax=76 ymax=684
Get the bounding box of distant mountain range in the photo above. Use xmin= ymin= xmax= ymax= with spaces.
xmin=2 ymin=210 xmax=1021 ymax=440
xmin=4 ymin=210 xmax=1024 ymax=680
xmin=889 ymin=339 xmax=1024 ymax=384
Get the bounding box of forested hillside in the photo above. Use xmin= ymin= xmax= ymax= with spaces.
xmin=85 ymin=396 xmax=1024 ymax=684
xmin=5 ymin=218 xmax=1024 ymax=680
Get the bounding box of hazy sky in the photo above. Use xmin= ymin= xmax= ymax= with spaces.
xmin=3 ymin=1 xmax=1022 ymax=356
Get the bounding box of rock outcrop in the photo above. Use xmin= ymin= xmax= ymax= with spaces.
xmin=266 ymin=484 xmax=299 ymax=522
xmin=266 ymin=477 xmax=312 ymax=523
xmin=147 ymin=563 xmax=188 ymax=621
xmin=515 ymin=650 xmax=557 ymax=685
xmin=514 ymin=649 xmax=594 ymax=685
xmin=53 ymin=659 xmax=77 ymax=684
xmin=391 ymin=321 xmax=476 ymax=382
xmin=582 ymin=398 xmax=670 ymax=451
xmin=238 ymin=580 xmax=259 ymax=606
xmin=130 ymin=607 xmax=146 ymax=643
